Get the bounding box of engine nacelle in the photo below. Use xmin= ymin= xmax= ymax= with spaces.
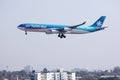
xmin=46 ymin=29 xmax=59 ymax=34
xmin=63 ymin=27 xmax=72 ymax=31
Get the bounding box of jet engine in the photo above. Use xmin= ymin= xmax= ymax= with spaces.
xmin=45 ymin=29 xmax=59 ymax=34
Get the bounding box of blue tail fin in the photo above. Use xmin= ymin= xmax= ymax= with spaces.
xmin=91 ymin=16 xmax=106 ymax=27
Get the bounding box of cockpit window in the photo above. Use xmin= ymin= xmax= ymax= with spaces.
xmin=19 ymin=24 xmax=31 ymax=27
xmin=19 ymin=24 xmax=25 ymax=27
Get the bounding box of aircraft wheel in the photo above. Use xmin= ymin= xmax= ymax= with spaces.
xmin=60 ymin=36 xmax=63 ymax=38
xmin=63 ymin=36 xmax=66 ymax=38
xmin=25 ymin=31 xmax=27 ymax=35
xmin=58 ymin=34 xmax=60 ymax=37
xmin=61 ymin=34 xmax=66 ymax=38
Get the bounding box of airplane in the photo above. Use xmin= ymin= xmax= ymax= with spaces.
xmin=18 ymin=16 xmax=107 ymax=38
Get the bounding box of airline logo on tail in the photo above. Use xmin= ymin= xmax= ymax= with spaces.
xmin=91 ymin=16 xmax=106 ymax=27
xmin=97 ymin=21 xmax=102 ymax=26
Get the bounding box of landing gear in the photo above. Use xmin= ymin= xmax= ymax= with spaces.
xmin=58 ymin=33 xmax=66 ymax=38
xmin=25 ymin=31 xmax=27 ymax=35
xmin=58 ymin=34 xmax=61 ymax=37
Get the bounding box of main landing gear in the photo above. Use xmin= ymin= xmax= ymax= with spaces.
xmin=58 ymin=33 xmax=66 ymax=38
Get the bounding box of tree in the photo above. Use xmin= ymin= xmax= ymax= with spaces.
xmin=43 ymin=68 xmax=48 ymax=73
xmin=113 ymin=66 xmax=120 ymax=75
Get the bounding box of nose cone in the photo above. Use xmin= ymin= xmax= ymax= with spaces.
xmin=18 ymin=24 xmax=25 ymax=30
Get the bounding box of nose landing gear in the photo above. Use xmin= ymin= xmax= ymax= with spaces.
xmin=25 ymin=31 xmax=27 ymax=35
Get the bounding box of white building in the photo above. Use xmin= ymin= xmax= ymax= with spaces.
xmin=35 ymin=70 xmax=75 ymax=80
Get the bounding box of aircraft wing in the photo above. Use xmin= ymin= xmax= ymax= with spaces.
xmin=54 ymin=21 xmax=86 ymax=33
xmin=46 ymin=21 xmax=86 ymax=34
xmin=69 ymin=21 xmax=86 ymax=29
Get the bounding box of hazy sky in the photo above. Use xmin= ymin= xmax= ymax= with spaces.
xmin=0 ymin=0 xmax=120 ymax=71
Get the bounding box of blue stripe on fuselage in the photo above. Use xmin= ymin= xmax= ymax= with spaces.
xmin=18 ymin=23 xmax=69 ymax=29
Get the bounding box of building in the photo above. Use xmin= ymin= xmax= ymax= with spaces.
xmin=35 ymin=69 xmax=76 ymax=80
